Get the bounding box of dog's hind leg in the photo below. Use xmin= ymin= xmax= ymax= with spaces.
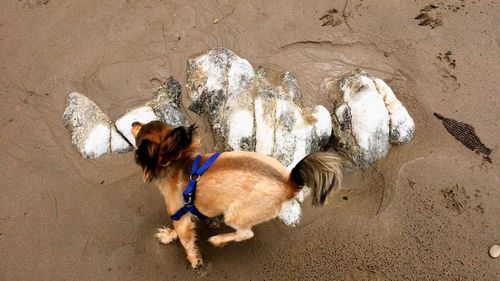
xmin=173 ymin=215 xmax=203 ymax=269
xmin=207 ymin=214 xmax=256 ymax=247
xmin=208 ymin=202 xmax=281 ymax=247
xmin=155 ymin=226 xmax=178 ymax=244
xmin=207 ymin=227 xmax=254 ymax=247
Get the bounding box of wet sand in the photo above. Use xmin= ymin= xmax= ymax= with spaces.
xmin=1 ymin=0 xmax=499 ymax=280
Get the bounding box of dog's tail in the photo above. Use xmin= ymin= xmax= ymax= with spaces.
xmin=290 ymin=152 xmax=342 ymax=206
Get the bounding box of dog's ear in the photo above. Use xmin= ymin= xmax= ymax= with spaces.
xmin=159 ymin=125 xmax=197 ymax=163
xmin=135 ymin=139 xmax=158 ymax=182
xmin=170 ymin=125 xmax=196 ymax=149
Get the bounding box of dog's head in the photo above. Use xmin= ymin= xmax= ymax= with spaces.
xmin=131 ymin=121 xmax=199 ymax=182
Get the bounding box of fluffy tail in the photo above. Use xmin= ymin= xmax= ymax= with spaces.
xmin=290 ymin=152 xmax=342 ymax=206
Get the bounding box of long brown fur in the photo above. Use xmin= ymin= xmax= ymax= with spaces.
xmin=131 ymin=121 xmax=342 ymax=268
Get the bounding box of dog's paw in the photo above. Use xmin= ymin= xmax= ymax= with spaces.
xmin=194 ymin=262 xmax=212 ymax=276
xmin=154 ymin=226 xmax=177 ymax=244
xmin=191 ymin=258 xmax=204 ymax=269
xmin=207 ymin=236 xmax=226 ymax=247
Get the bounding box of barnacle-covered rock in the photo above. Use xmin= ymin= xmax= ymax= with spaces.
xmin=187 ymin=48 xmax=333 ymax=226
xmin=323 ymin=69 xmax=415 ymax=166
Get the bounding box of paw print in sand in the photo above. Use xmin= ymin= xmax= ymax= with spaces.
xmin=415 ymin=4 xmax=443 ymax=28
xmin=437 ymin=51 xmax=456 ymax=69
xmin=435 ymin=51 xmax=460 ymax=92
xmin=319 ymin=9 xmax=343 ymax=27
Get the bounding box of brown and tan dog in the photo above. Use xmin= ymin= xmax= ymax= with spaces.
xmin=131 ymin=120 xmax=342 ymax=268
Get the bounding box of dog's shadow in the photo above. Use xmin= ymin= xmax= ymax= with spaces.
xmin=197 ymin=216 xmax=257 ymax=260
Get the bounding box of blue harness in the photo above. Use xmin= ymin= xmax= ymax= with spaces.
xmin=170 ymin=153 xmax=220 ymax=221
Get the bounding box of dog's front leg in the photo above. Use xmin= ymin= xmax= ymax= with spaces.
xmin=173 ymin=215 xmax=202 ymax=269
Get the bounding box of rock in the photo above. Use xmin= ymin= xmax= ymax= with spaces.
xmin=62 ymin=92 xmax=114 ymax=159
xmin=373 ymin=78 xmax=415 ymax=144
xmin=115 ymin=106 xmax=159 ymax=148
xmin=64 ymin=77 xmax=189 ymax=157
xmin=278 ymin=199 xmax=302 ymax=226
xmin=187 ymin=48 xmax=331 ymax=167
xmin=115 ymin=77 xmax=190 ymax=148
xmin=323 ymin=69 xmax=415 ymax=166
xmin=147 ymin=77 xmax=189 ymax=128
xmin=187 ymin=47 xmax=255 ymax=152
xmin=254 ymin=68 xmax=332 ymax=168
xmin=186 ymin=48 xmax=333 ymax=226
xmin=489 ymin=244 xmax=500 ymax=258
xmin=111 ymin=127 xmax=133 ymax=154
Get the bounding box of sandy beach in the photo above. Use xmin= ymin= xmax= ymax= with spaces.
xmin=1 ymin=0 xmax=499 ymax=280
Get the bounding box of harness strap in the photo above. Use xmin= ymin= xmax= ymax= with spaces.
xmin=170 ymin=205 xmax=207 ymax=221
xmin=170 ymin=153 xmax=220 ymax=221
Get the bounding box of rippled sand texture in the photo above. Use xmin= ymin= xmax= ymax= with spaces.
xmin=1 ymin=0 xmax=499 ymax=280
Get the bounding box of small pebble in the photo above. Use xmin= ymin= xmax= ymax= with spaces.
xmin=213 ymin=18 xmax=219 ymax=24
xmin=489 ymin=245 xmax=500 ymax=258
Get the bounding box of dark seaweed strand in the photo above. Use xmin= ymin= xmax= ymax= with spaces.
xmin=434 ymin=113 xmax=492 ymax=163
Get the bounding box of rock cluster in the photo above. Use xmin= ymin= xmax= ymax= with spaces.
xmin=63 ymin=49 xmax=416 ymax=227
xmin=63 ymin=92 xmax=131 ymax=159
xmin=63 ymin=77 xmax=188 ymax=158
xmin=187 ymin=47 xmax=332 ymax=168
xmin=186 ymin=48 xmax=333 ymax=225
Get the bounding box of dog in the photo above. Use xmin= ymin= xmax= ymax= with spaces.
xmin=131 ymin=120 xmax=342 ymax=268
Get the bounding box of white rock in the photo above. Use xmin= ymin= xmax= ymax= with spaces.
xmin=62 ymin=92 xmax=113 ymax=159
xmin=489 ymin=244 xmax=500 ymax=258
xmin=278 ymin=199 xmax=302 ymax=227
xmin=324 ymin=69 xmax=415 ymax=166
xmin=111 ymin=127 xmax=133 ymax=153
xmin=82 ymin=123 xmax=111 ymax=158
xmin=115 ymin=106 xmax=159 ymax=148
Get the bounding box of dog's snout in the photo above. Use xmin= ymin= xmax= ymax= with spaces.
xmin=132 ymin=121 xmax=141 ymax=127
